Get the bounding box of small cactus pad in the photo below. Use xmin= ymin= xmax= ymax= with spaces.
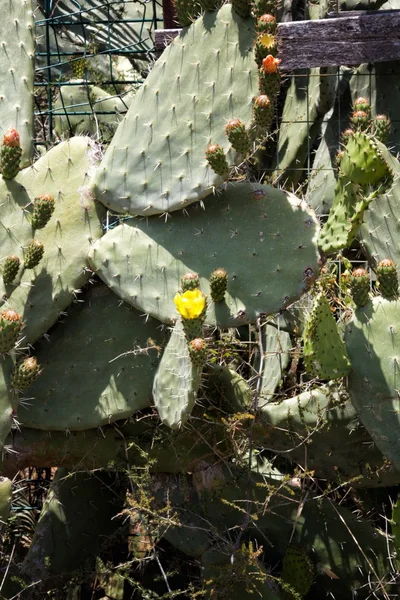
xmin=0 ymin=128 xmax=22 ymax=180
xmin=281 ymin=544 xmax=314 ymax=597
xmin=2 ymin=256 xmax=21 ymax=285
xmin=91 ymin=6 xmax=259 ymax=216
xmin=210 ymin=268 xmax=228 ymax=303
xmin=23 ymin=240 xmax=44 ymax=269
xmin=205 ymin=144 xmax=229 ymax=177
xmin=340 ymin=131 xmax=389 ymax=187
xmin=350 ymin=268 xmax=370 ymax=307
xmin=319 ymin=176 xmax=372 ymax=255
xmin=0 ymin=309 xmax=23 ymax=354
xmin=376 ymin=259 xmax=399 ymax=298
xmin=11 ymin=356 xmax=40 ymax=391
xmin=152 ymin=319 xmax=203 ymax=429
xmin=89 ymin=182 xmax=320 ymax=327
xmin=345 ymin=297 xmax=400 ymax=471
xmin=303 ymin=293 xmax=352 ymax=380
xmin=19 ymin=286 xmax=162 ymax=431
xmin=181 ymin=272 xmax=200 ymax=292
xmin=31 ymin=195 xmax=55 ymax=230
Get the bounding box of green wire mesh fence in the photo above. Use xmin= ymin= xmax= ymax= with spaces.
xmin=34 ymin=0 xmax=163 ymax=146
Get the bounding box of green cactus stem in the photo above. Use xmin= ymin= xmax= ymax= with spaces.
xmin=205 ymin=144 xmax=229 ymax=177
xmin=253 ymin=95 xmax=273 ymax=131
xmin=11 ymin=356 xmax=41 ymax=390
xmin=353 ymin=96 xmax=371 ymax=115
xmin=376 ymin=258 xmax=399 ymax=298
xmin=350 ymin=268 xmax=370 ymax=307
xmin=0 ymin=309 xmax=23 ymax=354
xmin=2 ymin=256 xmax=20 ymax=285
xmin=254 ymin=34 xmax=278 ymax=67
xmin=373 ymin=114 xmax=391 ymax=143
xmin=31 ymin=195 xmax=55 ymax=230
xmin=225 ymin=119 xmax=250 ymax=154
xmin=24 ymin=240 xmax=44 ymax=269
xmin=188 ymin=338 xmax=208 ymax=367
xmin=0 ymin=128 xmax=22 ymax=180
xmin=350 ymin=110 xmax=370 ymax=131
xmin=210 ymin=268 xmax=228 ymax=302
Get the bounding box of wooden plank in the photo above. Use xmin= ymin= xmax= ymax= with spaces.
xmin=278 ymin=10 xmax=400 ymax=70
xmin=155 ymin=10 xmax=400 ymax=69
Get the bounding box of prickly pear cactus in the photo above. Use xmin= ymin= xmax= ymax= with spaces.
xmin=281 ymin=544 xmax=314 ymax=598
xmin=0 ymin=476 xmax=12 ymax=526
xmin=303 ymin=292 xmax=351 ymax=380
xmin=88 ymin=182 xmax=320 ymax=327
xmin=152 ymin=319 xmax=203 ymax=429
xmin=91 ymin=6 xmax=259 ymax=216
xmin=19 ymin=285 xmax=162 ymax=431
xmin=345 ymin=296 xmax=400 ymax=471
xmin=1 ymin=137 xmax=106 ymax=345
xmin=0 ymin=2 xmax=35 ymax=166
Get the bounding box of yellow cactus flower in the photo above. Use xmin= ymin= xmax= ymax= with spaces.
xmin=259 ymin=33 xmax=276 ymax=49
xmin=174 ymin=289 xmax=206 ymax=320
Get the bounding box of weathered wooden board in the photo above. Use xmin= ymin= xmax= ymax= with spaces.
xmin=155 ymin=10 xmax=400 ymax=70
xmin=278 ymin=10 xmax=400 ymax=70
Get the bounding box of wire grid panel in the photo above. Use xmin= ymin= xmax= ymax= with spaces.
xmin=34 ymin=0 xmax=163 ymax=144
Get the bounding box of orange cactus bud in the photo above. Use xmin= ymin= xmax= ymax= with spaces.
xmin=262 ymin=55 xmax=280 ymax=74
xmin=3 ymin=128 xmax=20 ymax=147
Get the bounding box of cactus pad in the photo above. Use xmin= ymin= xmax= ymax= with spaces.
xmin=2 ymin=137 xmax=105 ymax=345
xmin=152 ymin=319 xmax=203 ymax=429
xmin=281 ymin=544 xmax=314 ymax=598
xmin=339 ymin=131 xmax=389 ymax=187
xmin=19 ymin=286 xmax=162 ymax=431
xmin=303 ymin=292 xmax=351 ymax=380
xmin=0 ymin=2 xmax=35 ymax=167
xmin=89 ymin=182 xmax=320 ymax=327
xmin=91 ymin=6 xmax=259 ymax=216
xmin=345 ymin=297 xmax=400 ymax=471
